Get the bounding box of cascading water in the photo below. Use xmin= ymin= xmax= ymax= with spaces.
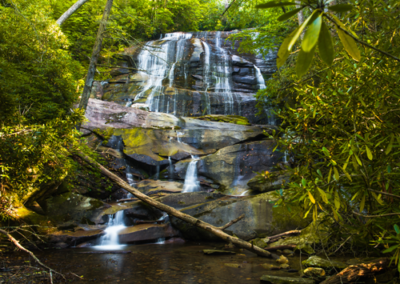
xmin=96 ymin=210 xmax=126 ymax=250
xmin=202 ymin=40 xmax=212 ymax=114
xmin=254 ymin=65 xmax=275 ymax=125
xmin=182 ymin=155 xmax=200 ymax=193
xmin=214 ymin=31 xmax=234 ymax=115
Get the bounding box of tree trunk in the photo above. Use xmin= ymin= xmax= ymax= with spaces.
xmin=296 ymin=3 xmax=305 ymax=39
xmin=56 ymin=0 xmax=90 ymax=26
xmin=76 ymin=152 xmax=277 ymax=259
xmin=78 ymin=0 xmax=113 ymax=112
xmin=321 ymin=258 xmax=390 ymax=284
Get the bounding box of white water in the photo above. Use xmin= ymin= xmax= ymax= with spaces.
xmin=202 ymin=40 xmax=212 ymax=114
xmin=182 ymin=155 xmax=200 ymax=192
xmin=96 ymin=210 xmax=126 ymax=250
xmin=254 ymin=65 xmax=275 ymax=125
xmin=214 ymin=31 xmax=234 ymax=115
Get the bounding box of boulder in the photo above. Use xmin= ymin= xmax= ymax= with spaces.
xmin=303 ymin=267 xmax=326 ymax=278
xmin=170 ymin=192 xmax=310 ymax=241
xmin=302 ymin=256 xmax=347 ymax=271
xmin=118 ymin=224 xmax=180 ymax=243
xmin=260 ymin=275 xmax=315 ymax=284
xmin=48 ymin=228 xmax=105 ymax=246
xmin=247 ymin=171 xmax=290 ymax=193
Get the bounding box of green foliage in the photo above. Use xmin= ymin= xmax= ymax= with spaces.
xmin=254 ymin=0 xmax=400 ymax=258
xmin=0 ymin=109 xmax=96 ymax=220
xmin=0 ymin=0 xmax=80 ymax=124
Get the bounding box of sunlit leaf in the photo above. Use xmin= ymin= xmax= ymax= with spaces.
xmin=317 ymin=187 xmax=329 ymax=204
xmin=278 ymin=7 xmax=304 ymax=21
xmin=308 ymin=191 xmax=316 ymax=204
xmin=328 ymin=4 xmax=354 ymax=12
xmin=333 ymin=166 xmax=339 ymax=180
xmin=318 ymin=20 xmax=334 ymax=66
xmin=336 ymin=26 xmax=361 ymax=61
xmin=288 ymin=10 xmax=319 ymax=51
xmin=366 ymin=146 xmax=373 ymax=160
xmin=382 ymin=245 xmax=399 ymax=253
xmin=334 ymin=190 xmax=340 ymax=210
xmin=296 ymin=45 xmax=316 ymax=77
xmin=277 ymin=27 xmax=299 ymax=69
xmin=302 ymin=13 xmax=322 ymax=52
xmin=385 ymin=134 xmax=394 ymax=155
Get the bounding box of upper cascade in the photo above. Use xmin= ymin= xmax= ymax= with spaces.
xmin=100 ymin=31 xmax=277 ymax=124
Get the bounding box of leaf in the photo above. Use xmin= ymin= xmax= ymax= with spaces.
xmin=308 ymin=191 xmax=316 ymax=204
xmin=328 ymin=167 xmax=332 ymax=183
xmin=366 ymin=146 xmax=373 ymax=160
xmin=278 ymin=7 xmax=304 ymax=21
xmin=328 ymin=4 xmax=354 ymax=12
xmin=360 ymin=194 xmax=365 ymax=212
xmin=302 ymin=178 xmax=307 ymax=187
xmin=304 ymin=206 xmax=312 ymax=219
xmin=395 ymin=224 xmax=400 ymax=234
xmin=334 ymin=190 xmax=340 ymax=210
xmin=255 ymin=1 xmax=296 ymax=9
xmin=333 ymin=166 xmax=340 ymax=180
xmin=385 ymin=134 xmax=394 ymax=155
xmin=288 ymin=10 xmax=319 ymax=51
xmin=318 ymin=20 xmax=334 ymax=66
xmin=322 ymin=147 xmax=330 ymax=156
xmin=302 ymin=13 xmax=322 ymax=52
xmin=336 ymin=27 xmax=361 ymax=61
xmin=296 ymin=45 xmax=316 ymax=77
xmin=277 ymin=27 xmax=299 ymax=68
xmin=355 ymin=154 xmax=362 ymax=165
xmin=317 ymin=187 xmax=329 ymax=204
xmin=383 ymin=245 xmax=399 ymax=254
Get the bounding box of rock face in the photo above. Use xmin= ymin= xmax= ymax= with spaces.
xmin=170 ymin=192 xmax=309 ymax=241
xmin=99 ymin=31 xmax=276 ymax=124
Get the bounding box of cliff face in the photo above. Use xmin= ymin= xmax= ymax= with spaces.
xmin=99 ymin=31 xmax=277 ymax=124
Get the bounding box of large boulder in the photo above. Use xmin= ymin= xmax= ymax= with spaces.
xmin=247 ymin=171 xmax=290 ymax=193
xmin=118 ymin=224 xmax=180 ymax=243
xmin=170 ymin=192 xmax=310 ymax=241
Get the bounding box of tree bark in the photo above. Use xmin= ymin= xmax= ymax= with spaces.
xmin=76 ymin=152 xmax=277 ymax=259
xmin=321 ymin=258 xmax=390 ymax=284
xmin=56 ymin=0 xmax=90 ymax=26
xmin=78 ymin=0 xmax=114 ymax=112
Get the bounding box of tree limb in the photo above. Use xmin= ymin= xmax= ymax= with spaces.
xmin=267 ymin=230 xmax=302 ymax=243
xmin=324 ymin=14 xmax=400 ymax=62
xmin=56 ymin=0 xmax=90 ymax=26
xmin=0 ymin=229 xmax=64 ymax=280
xmin=367 ymin=188 xmax=400 ymax=200
xmin=221 ymin=0 xmax=237 ymax=16
xmin=352 ymin=211 xmax=400 ymax=218
xmin=76 ymin=152 xmax=277 ymax=259
xmin=218 ymin=214 xmax=245 ymax=230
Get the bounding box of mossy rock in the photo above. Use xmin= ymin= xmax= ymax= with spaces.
xmin=196 ymin=115 xmax=251 ymax=126
xmin=302 ymin=256 xmax=347 ymax=271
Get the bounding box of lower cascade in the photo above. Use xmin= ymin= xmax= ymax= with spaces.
xmin=182 ymin=155 xmax=200 ymax=193
xmin=96 ymin=211 xmax=126 ymax=249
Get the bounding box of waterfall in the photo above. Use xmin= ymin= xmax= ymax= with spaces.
xmin=182 ymin=155 xmax=200 ymax=193
xmin=97 ymin=211 xmax=126 ymax=249
xmin=168 ymin=156 xmax=174 ymax=181
xmin=202 ymin=40 xmax=212 ymax=114
xmin=214 ymin=31 xmax=234 ymax=115
xmin=254 ymin=65 xmax=275 ymax=125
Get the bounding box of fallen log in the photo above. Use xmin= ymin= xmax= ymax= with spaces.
xmin=77 ymin=152 xmax=277 ymax=259
xmin=321 ymin=258 xmax=390 ymax=284
xmin=267 ymin=230 xmax=302 ymax=243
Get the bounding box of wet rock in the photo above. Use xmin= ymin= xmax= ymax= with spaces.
xmin=160 ymin=192 xmax=226 ymax=209
xmin=136 ymin=180 xmax=183 ymax=195
xmin=118 ymin=224 xmax=180 ymax=243
xmin=276 ymin=255 xmax=289 ymax=264
xmin=247 ymin=171 xmax=290 ymax=193
xmin=260 ymin=275 xmax=315 ymax=284
xmin=203 ymin=249 xmax=235 ymax=255
xmin=54 ymin=242 xmax=69 ymax=249
xmin=303 ymin=267 xmax=326 ymax=277
xmin=195 ymin=114 xmax=251 ymax=125
xmin=224 ymin=263 xmax=242 ymax=268
xmin=232 ymin=75 xmax=257 ymax=85
xmin=302 ymin=256 xmax=347 ymax=271
xmin=48 ymin=229 xmax=105 ymax=246
xmin=170 ymin=192 xmax=310 ymax=241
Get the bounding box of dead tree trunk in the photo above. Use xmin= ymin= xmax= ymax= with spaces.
xmin=321 ymin=258 xmax=390 ymax=284
xmin=78 ymin=0 xmax=113 ymax=112
xmin=56 ymin=0 xmax=90 ymax=26
xmin=77 ymin=152 xmax=277 ymax=259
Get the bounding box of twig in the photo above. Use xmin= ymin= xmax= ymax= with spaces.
xmin=367 ymin=188 xmax=400 ymax=200
xmin=352 ymin=211 xmax=400 ymax=218
xmin=0 ymin=229 xmax=65 ymax=279
xmin=324 ymin=14 xmax=400 ymax=62
xmin=329 ymin=235 xmax=352 ymax=256
xmin=218 ymin=214 xmax=245 ymax=230
xmin=221 ymin=0 xmax=238 ymax=16
xmin=267 ymin=229 xmax=302 ymax=243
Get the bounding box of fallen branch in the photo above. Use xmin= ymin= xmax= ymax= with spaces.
xmin=76 ymin=152 xmax=277 ymax=259
xmin=321 ymin=258 xmax=390 ymax=284
xmin=267 ymin=230 xmax=302 ymax=243
xmin=0 ymin=229 xmax=64 ymax=280
xmin=352 ymin=211 xmax=400 ymax=218
xmin=219 ymin=214 xmax=245 ymax=230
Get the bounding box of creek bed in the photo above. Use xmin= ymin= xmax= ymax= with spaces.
xmin=1 ymin=241 xmax=344 ymax=283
